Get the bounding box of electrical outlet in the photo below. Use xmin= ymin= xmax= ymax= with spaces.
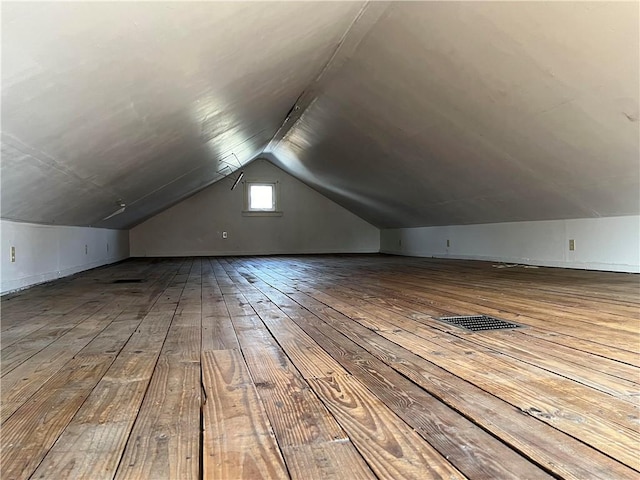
xmin=10 ymin=246 xmax=15 ymax=263
xmin=222 ymin=231 xmax=228 ymax=239
xmin=107 ymin=243 xmax=109 ymax=253
xmin=447 ymin=239 xmax=450 ymax=247
xmin=569 ymin=239 xmax=575 ymax=251
xmin=85 ymin=244 xmax=88 ymax=255
xmin=398 ymin=239 xmax=402 ymax=247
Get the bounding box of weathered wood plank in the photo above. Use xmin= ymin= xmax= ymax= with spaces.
xmin=115 ymin=261 xmax=202 ymax=478
xmin=201 ymin=349 xmax=288 ymax=480
xmin=1 ymin=305 xmax=106 ymax=373
xmin=235 ymin=258 xmax=639 ymax=479
xmin=294 ymin=282 xmax=640 ymax=399
xmin=234 ymin=270 xmax=554 ymax=479
xmin=2 ymin=254 xmax=638 ymax=480
xmin=282 ymin=442 xmax=375 ymax=480
xmin=251 ymin=306 xmax=348 ymax=380
xmin=114 ymin=358 xmax=201 ymax=480
xmin=1 ymin=313 xmax=138 ymax=423
xmin=0 ymin=355 xmax=114 ymax=480
xmin=202 ymin=314 xmax=240 ymax=351
xmin=232 ymin=315 xmax=347 ymax=447
xmin=30 ymin=309 xmax=177 ymax=479
xmin=308 ymin=375 xmax=465 ymax=480
xmin=223 ymin=292 xmax=257 ymax=317
xmin=297 ymin=294 xmax=639 ymax=480
xmin=287 ymin=284 xmax=640 ymax=470
xmin=1 ymin=313 xmax=62 ymax=345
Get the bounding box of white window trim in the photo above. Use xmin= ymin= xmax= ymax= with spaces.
xmin=242 ymin=180 xmax=283 ymax=216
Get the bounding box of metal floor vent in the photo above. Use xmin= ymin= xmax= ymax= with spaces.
xmin=112 ymin=279 xmax=144 ymax=284
xmin=438 ymin=315 xmax=523 ymax=332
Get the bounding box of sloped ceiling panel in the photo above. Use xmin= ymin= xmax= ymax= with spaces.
xmin=3 ymin=2 xmax=638 ymax=231
xmin=268 ymin=2 xmax=640 ymax=228
xmin=1 ymin=1 xmax=365 ymax=228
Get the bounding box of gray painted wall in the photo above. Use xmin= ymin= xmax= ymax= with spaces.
xmin=130 ymin=159 xmax=379 ymax=256
xmin=1 ymin=219 xmax=130 ymax=294
xmin=381 ymin=215 xmax=640 ymax=273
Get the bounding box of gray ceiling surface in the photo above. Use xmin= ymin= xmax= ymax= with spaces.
xmin=2 ymin=2 xmax=639 ymax=230
xmin=1 ymin=1 xmax=365 ymax=228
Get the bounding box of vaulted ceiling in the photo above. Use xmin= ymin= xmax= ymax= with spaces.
xmin=2 ymin=2 xmax=638 ymax=230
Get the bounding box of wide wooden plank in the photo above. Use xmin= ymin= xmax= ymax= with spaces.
xmin=1 ymin=304 xmax=106 ymax=372
xmin=162 ymin=309 xmax=201 ymax=352
xmin=75 ymin=314 xmax=142 ymax=357
xmin=1 ymin=313 xmax=63 ymax=345
xmin=115 ymin=265 xmax=201 ymax=480
xmin=235 ymin=258 xmax=639 ymax=479
xmin=30 ymin=308 xmax=178 ymax=479
xmin=308 ymin=375 xmax=464 ymax=480
xmin=282 ymin=442 xmax=375 ymax=480
xmin=232 ymin=315 xmax=347 ymax=447
xmin=2 ymin=255 xmax=638 ymax=479
xmin=235 ymin=270 xmax=555 ymax=479
xmin=294 ymin=282 xmax=640 ymax=399
xmin=281 ymin=282 xmax=640 ymax=470
xmin=249 ymin=305 xmax=348 ymax=380
xmin=114 ymin=358 xmax=201 ymax=480
xmin=460 ymin=329 xmax=640 ymax=398
xmin=201 ymin=349 xmax=289 ymax=480
xmin=0 ymin=355 xmax=114 ymax=480
xmin=223 ymin=292 xmax=257 ymax=317
xmin=1 ymin=313 xmax=137 ymax=423
xmin=292 ymin=293 xmax=638 ymax=480
xmin=215 ymin=267 xmax=349 ymax=380
xmin=202 ymin=314 xmax=240 ymax=351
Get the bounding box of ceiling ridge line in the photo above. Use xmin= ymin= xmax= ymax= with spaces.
xmin=262 ymin=1 xmax=391 ymax=156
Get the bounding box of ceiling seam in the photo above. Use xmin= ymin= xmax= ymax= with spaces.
xmin=260 ymin=1 xmax=391 ymax=156
xmin=1 ymin=132 xmax=120 ymax=197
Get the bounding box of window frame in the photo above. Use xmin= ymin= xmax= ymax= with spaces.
xmin=242 ymin=180 xmax=282 ymax=216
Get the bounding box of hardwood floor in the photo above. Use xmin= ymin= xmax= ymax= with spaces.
xmin=1 ymin=255 xmax=638 ymax=479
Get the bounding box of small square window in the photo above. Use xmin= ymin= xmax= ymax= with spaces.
xmin=249 ymin=184 xmax=275 ymax=211
xmin=242 ymin=180 xmax=281 ymax=216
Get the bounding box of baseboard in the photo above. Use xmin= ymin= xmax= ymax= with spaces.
xmin=131 ymin=248 xmax=380 ymax=257
xmin=1 ymin=255 xmax=130 ymax=295
xmin=379 ymin=250 xmax=640 ymax=273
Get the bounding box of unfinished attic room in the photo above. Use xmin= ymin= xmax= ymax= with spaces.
xmin=2 ymin=1 xmax=640 ymax=479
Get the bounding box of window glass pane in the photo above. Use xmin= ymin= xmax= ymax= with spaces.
xmin=249 ymin=185 xmax=274 ymax=210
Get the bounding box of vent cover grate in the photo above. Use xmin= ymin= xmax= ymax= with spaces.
xmin=112 ymin=279 xmax=144 ymax=284
xmin=438 ymin=315 xmax=523 ymax=332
